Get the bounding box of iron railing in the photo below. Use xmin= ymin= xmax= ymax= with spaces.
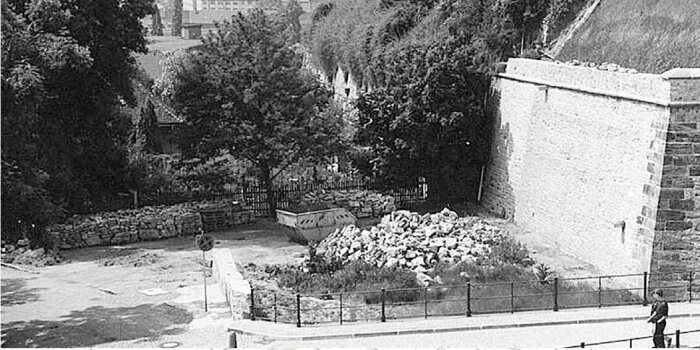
xmin=249 ymin=270 xmax=697 ymax=326
xmin=564 ymin=328 xmax=700 ymax=348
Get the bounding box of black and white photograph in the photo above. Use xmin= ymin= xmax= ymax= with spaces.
xmin=1 ymin=0 xmax=699 ymax=347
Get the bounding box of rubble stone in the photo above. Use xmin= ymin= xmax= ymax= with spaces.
xmin=317 ymin=208 xmax=506 ymax=275
xmin=298 ymin=189 xmax=396 ymax=218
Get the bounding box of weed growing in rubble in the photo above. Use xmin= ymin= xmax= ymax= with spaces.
xmin=306 ymin=242 xmax=343 ymax=274
xmin=486 ymin=236 xmax=534 ymax=267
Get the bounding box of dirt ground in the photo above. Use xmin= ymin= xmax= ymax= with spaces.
xmin=0 ymin=219 xmax=306 ymax=348
xmin=0 ymin=210 xmax=598 ymax=348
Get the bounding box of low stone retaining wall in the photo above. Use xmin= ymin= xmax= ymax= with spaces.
xmin=47 ymin=204 xmax=202 ymax=249
xmin=212 ymin=248 xmax=252 ymax=319
xmin=300 ymin=190 xmax=396 ymax=218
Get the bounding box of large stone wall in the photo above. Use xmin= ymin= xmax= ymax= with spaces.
xmin=650 ymin=69 xmax=700 ymax=295
xmin=483 ymin=58 xmax=699 ymax=293
xmin=47 ymin=205 xmax=203 ymax=249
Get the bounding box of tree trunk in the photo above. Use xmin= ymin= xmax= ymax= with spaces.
xmin=152 ymin=8 xmax=163 ymax=36
xmin=171 ymin=0 xmax=182 ymax=37
xmin=260 ymin=162 xmax=276 ymax=217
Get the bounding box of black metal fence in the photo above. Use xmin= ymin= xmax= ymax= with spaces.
xmin=565 ymin=328 xmax=700 ymax=348
xmin=78 ymin=178 xmax=427 ymax=217
xmin=249 ymin=270 xmax=697 ymax=327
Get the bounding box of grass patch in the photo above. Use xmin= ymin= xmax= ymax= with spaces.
xmin=557 ymin=0 xmax=700 ymax=73
xmin=271 ymin=260 xmax=422 ymax=304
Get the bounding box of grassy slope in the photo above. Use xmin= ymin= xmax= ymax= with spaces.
xmin=556 ymin=0 xmax=700 ymax=73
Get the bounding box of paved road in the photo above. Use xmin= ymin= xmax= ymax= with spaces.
xmin=246 ymin=317 xmax=700 ymax=348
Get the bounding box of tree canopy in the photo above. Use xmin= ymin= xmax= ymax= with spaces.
xmin=165 ymin=9 xmax=345 ymax=211
xmin=354 ymin=40 xmax=489 ymax=200
xmin=1 ymin=0 xmax=154 ymax=241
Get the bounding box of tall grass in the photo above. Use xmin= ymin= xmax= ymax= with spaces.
xmin=557 ymin=0 xmax=700 ymax=73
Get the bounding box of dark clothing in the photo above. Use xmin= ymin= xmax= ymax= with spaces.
xmin=650 ymin=300 xmax=669 ymax=322
xmin=650 ymin=300 xmax=669 ymax=348
xmin=653 ymin=320 xmax=666 ymax=348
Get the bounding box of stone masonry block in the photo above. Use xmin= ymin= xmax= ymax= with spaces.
xmin=669 ymin=199 xmax=695 ymax=211
xmin=660 ymin=188 xmax=685 ymax=200
xmin=670 ymin=132 xmax=700 ymax=143
xmin=665 ymin=221 xmax=693 ymax=231
xmin=667 ymin=143 xmax=693 ymax=155
xmin=690 ymin=166 xmax=700 ymax=176
xmin=668 ymin=123 xmax=698 ymax=132
xmin=656 ymin=210 xmax=686 ymax=221
xmin=670 ymin=107 xmax=700 ymax=123
xmin=662 ymin=166 xmax=689 ymax=177
xmin=672 ymin=177 xmax=696 ymax=188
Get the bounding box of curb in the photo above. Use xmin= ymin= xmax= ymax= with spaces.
xmin=229 ymin=312 xmax=700 ymax=341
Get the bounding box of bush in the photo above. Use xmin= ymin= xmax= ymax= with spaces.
xmin=487 ymin=236 xmax=534 ymax=267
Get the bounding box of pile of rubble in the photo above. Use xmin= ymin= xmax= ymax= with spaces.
xmin=316 ymin=209 xmax=504 ymax=281
xmin=47 ymin=204 xmax=202 ymax=249
xmin=1 ymin=247 xmax=63 ymax=267
xmin=560 ymin=60 xmax=638 ymax=74
xmin=299 ymin=189 xmax=396 ymax=218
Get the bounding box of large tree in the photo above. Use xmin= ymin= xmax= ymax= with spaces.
xmin=1 ymin=0 xmax=154 ymax=242
xmin=166 ymin=10 xmax=344 ymax=213
xmin=355 ymin=40 xmax=490 ymax=202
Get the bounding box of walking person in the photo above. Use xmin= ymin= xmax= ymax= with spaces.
xmin=647 ymin=288 xmax=669 ymax=348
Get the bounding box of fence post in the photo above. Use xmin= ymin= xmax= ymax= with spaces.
xmin=296 ymin=293 xmax=301 ymax=328
xmin=580 ymin=342 xmax=585 ymax=348
xmin=689 ymin=271 xmax=694 ymax=303
xmin=598 ymin=276 xmax=602 ymax=308
xmin=339 ymin=293 xmax=343 ymax=325
xmin=250 ymin=287 xmax=256 ymax=321
xmin=510 ymin=282 xmax=515 ymax=313
xmin=629 ymin=338 xmax=632 ymax=348
xmin=643 ymin=272 xmax=648 ymax=306
xmin=553 ymin=278 xmax=559 ymax=312
xmin=676 ymin=329 xmax=680 ymax=348
xmin=424 ymin=287 xmax=428 ymax=319
xmin=381 ymin=289 xmax=386 ymax=322
xmin=273 ymin=292 xmax=277 ymax=323
xmin=467 ymin=282 xmax=472 ymax=317
xmin=229 ymin=332 xmax=237 ymax=348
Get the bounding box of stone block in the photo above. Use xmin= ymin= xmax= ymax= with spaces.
xmin=672 ymin=177 xmax=695 ymax=188
xmin=668 ymin=123 xmax=698 ymax=132
xmin=667 ymin=143 xmax=693 ymax=155
xmin=669 ymin=199 xmax=695 ymax=211
xmin=662 ymin=166 xmax=689 ymax=177
xmin=660 ymin=188 xmax=685 ymax=200
xmin=690 ymin=166 xmax=700 ymax=176
xmin=656 ymin=210 xmax=686 ymax=221
xmin=665 ymin=220 xmax=693 ymax=231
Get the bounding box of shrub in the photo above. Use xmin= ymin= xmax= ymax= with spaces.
xmin=488 ymin=236 xmax=534 ymax=267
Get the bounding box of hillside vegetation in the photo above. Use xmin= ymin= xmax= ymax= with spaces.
xmin=557 ymin=0 xmax=700 ymax=73
xmin=304 ymin=0 xmax=584 ymax=86
xmin=304 ymin=0 xmax=584 ymax=201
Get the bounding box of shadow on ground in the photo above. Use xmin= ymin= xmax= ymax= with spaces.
xmin=0 ymin=303 xmax=193 ymax=348
xmin=1 ymin=278 xmax=44 ymax=307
